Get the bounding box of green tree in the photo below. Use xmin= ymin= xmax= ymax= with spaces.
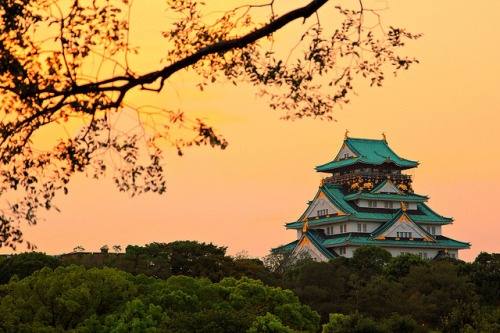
xmin=118 ymin=241 xmax=233 ymax=281
xmin=400 ymin=261 xmax=478 ymax=328
xmin=230 ymin=257 xmax=279 ymax=287
xmin=442 ymin=302 xmax=500 ymax=333
xmin=322 ymin=313 xmax=387 ymax=333
xmin=0 ymin=0 xmax=421 ymax=248
xmin=116 ymin=244 xmax=172 ymax=279
xmin=460 ymin=252 xmax=500 ymax=307
xmin=73 ymin=245 xmax=85 ymax=252
xmin=0 ymin=265 xmax=142 ymax=331
xmin=0 ymin=251 xmax=62 ymax=284
xmin=354 ymin=275 xmax=404 ymax=318
xmin=283 ymin=260 xmax=351 ymax=322
xmin=157 ymin=241 xmax=232 ymax=280
xmin=248 ymin=313 xmax=295 ymax=333
xmin=350 ymin=245 xmax=392 ymax=281
xmin=0 ymin=265 xmax=320 ymax=332
xmin=384 ymin=253 xmax=428 ymax=281
xmin=381 ymin=313 xmax=429 ymax=333
xmin=82 ymin=300 xmax=165 ymax=333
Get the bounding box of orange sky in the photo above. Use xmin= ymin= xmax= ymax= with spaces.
xmin=11 ymin=0 xmax=500 ymax=261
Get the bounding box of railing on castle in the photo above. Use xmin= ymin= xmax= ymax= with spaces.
xmin=324 ymin=171 xmax=412 ymax=184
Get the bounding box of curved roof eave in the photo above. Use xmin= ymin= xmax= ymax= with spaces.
xmin=316 ymin=137 xmax=419 ymax=172
xmin=315 ymin=159 xmax=418 ymax=173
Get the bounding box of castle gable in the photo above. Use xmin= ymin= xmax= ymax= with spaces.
xmin=373 ymin=212 xmax=434 ymax=241
xmin=291 ymin=231 xmax=334 ymax=262
xmin=371 ymin=179 xmax=402 ymax=194
xmin=333 ymin=143 xmax=356 ymax=161
xmin=302 ymin=191 xmax=343 ymax=219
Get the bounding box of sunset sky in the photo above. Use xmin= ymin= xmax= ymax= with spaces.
xmin=11 ymin=0 xmax=500 ymax=262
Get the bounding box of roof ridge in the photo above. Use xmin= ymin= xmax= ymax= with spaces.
xmin=418 ymin=202 xmax=453 ymax=222
xmin=347 ymin=137 xmax=385 ymax=142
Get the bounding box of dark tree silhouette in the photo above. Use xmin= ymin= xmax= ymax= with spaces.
xmin=0 ymin=0 xmax=421 ymax=248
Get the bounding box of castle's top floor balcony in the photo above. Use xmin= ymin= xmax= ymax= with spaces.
xmin=323 ymin=171 xmax=412 ymax=184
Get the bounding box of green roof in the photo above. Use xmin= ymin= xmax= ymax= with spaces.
xmin=271 ymin=240 xmax=298 ymax=253
xmin=370 ymin=209 xmax=436 ymax=241
xmin=371 ymin=179 xmax=402 ymax=193
xmin=322 ymin=233 xmax=470 ymax=249
xmin=344 ymin=192 xmax=429 ymax=202
xmin=270 ymin=231 xmax=337 ymax=260
xmin=286 ymin=183 xmax=452 ymax=229
xmin=305 ymin=230 xmax=337 ymax=260
xmin=274 ymin=229 xmax=470 ymax=258
xmin=316 ymin=138 xmax=418 ymax=172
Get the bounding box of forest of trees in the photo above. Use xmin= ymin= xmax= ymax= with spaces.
xmin=0 ymin=242 xmax=498 ymax=332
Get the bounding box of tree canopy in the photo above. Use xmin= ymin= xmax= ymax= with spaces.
xmin=0 ymin=245 xmax=498 ymax=331
xmin=0 ymin=265 xmax=320 ymax=332
xmin=0 ymin=0 xmax=421 ymax=248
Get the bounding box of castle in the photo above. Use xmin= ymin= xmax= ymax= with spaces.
xmin=279 ymin=134 xmax=470 ymax=260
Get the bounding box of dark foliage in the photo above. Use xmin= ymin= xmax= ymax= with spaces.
xmin=0 ymin=251 xmax=62 ymax=284
xmin=0 ymin=265 xmax=320 ymax=332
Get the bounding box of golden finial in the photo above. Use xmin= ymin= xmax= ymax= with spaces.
xmin=344 ymin=129 xmax=349 ymax=140
xmin=382 ymin=132 xmax=387 ymax=141
xmin=401 ymin=202 xmax=406 ymax=211
xmin=320 ymin=178 xmax=324 ymax=186
xmin=302 ymin=221 xmax=309 ymax=233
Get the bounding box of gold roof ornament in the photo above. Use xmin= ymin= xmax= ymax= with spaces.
xmin=382 ymin=132 xmax=387 ymax=142
xmin=320 ymin=178 xmax=324 ymax=186
xmin=401 ymin=202 xmax=406 ymax=211
xmin=302 ymin=221 xmax=309 ymax=233
xmin=344 ymin=129 xmax=349 ymax=140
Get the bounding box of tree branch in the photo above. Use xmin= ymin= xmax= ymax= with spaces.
xmin=52 ymin=0 xmax=330 ymax=104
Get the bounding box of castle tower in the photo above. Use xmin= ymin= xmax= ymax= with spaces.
xmin=279 ymin=135 xmax=470 ymax=260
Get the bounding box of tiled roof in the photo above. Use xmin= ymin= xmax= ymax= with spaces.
xmin=271 ymin=240 xmax=299 ymax=253
xmin=321 ymin=232 xmax=470 ymax=249
xmin=270 ymin=231 xmax=337 ymax=260
xmin=286 ymin=183 xmax=452 ymax=229
xmin=343 ymin=192 xmax=429 ymax=202
xmin=316 ymin=138 xmax=418 ymax=172
xmin=369 ymin=209 xmax=436 ymax=241
xmin=305 ymin=229 xmax=337 ymax=260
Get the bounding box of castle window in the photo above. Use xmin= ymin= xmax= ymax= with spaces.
xmin=384 ymin=201 xmax=393 ymax=208
xmin=340 ymin=224 xmax=347 ymax=233
xmin=368 ymin=201 xmax=377 ymax=208
xmin=363 ymin=224 xmax=367 ymax=232
xmin=317 ymin=209 xmax=328 ymax=216
xmin=339 ymin=247 xmax=346 ymax=255
xmin=326 ymin=226 xmax=334 ymax=235
xmin=357 ymin=224 xmax=361 ymax=232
